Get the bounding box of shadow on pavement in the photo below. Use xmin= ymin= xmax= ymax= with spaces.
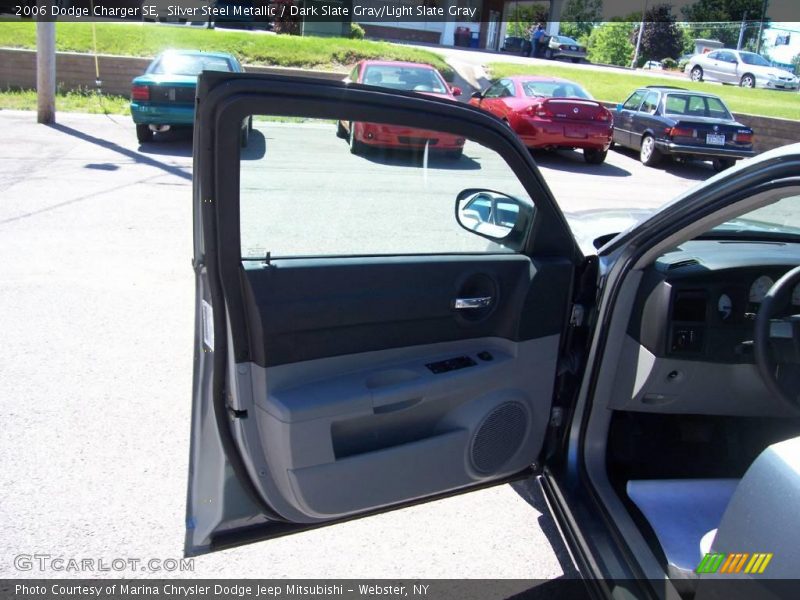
xmin=138 ymin=128 xmax=267 ymax=161
xmin=531 ymin=149 xmax=632 ymax=177
xmin=510 ymin=477 xmax=583 ymax=580
xmin=611 ymin=146 xmax=714 ymax=182
xmin=49 ymin=122 xmax=191 ymax=181
xmin=359 ymin=147 xmax=482 ymax=170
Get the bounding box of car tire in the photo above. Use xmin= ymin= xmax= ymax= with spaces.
xmin=639 ymin=134 xmax=662 ymax=167
xmin=545 ymin=49 xmax=553 ymax=60
xmin=740 ymin=73 xmax=756 ymax=88
xmin=690 ymin=66 xmax=704 ymax=82
xmin=712 ymin=158 xmax=735 ymax=172
xmin=136 ymin=124 xmax=153 ymax=144
xmin=584 ymin=148 xmax=607 ymax=164
xmin=349 ymin=122 xmax=366 ymax=155
xmin=336 ymin=120 xmax=347 ymax=139
xmin=571 ymin=58 xmax=581 ymax=64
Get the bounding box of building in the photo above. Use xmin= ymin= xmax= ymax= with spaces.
xmin=762 ymin=22 xmax=800 ymax=71
xmin=357 ymin=0 xmax=563 ymax=50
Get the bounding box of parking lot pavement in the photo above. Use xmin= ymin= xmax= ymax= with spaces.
xmin=0 ymin=110 xmax=711 ymax=579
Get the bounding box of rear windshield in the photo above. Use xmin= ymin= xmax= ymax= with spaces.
xmin=522 ymin=80 xmax=592 ymax=99
xmin=664 ymin=94 xmax=732 ymax=120
xmin=362 ymin=66 xmax=448 ymax=94
xmin=149 ymin=54 xmax=234 ymax=76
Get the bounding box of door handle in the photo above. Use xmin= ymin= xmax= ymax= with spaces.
xmin=454 ymin=297 xmax=493 ymax=310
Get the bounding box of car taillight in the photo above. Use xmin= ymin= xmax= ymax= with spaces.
xmin=735 ymin=132 xmax=753 ymax=143
xmin=594 ymin=110 xmax=611 ymax=122
xmin=668 ymin=126 xmax=695 ymax=138
xmin=131 ymin=85 xmax=149 ymax=102
xmin=528 ymin=105 xmax=552 ymax=118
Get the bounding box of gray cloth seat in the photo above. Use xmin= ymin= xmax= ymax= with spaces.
xmin=627 ymin=479 xmax=739 ymax=577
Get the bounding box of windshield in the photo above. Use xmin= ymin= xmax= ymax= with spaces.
xmin=738 ymin=52 xmax=771 ymax=67
xmin=521 ymin=80 xmax=592 ymax=99
xmin=712 ymin=195 xmax=800 ymax=237
xmin=362 ymin=65 xmax=448 ymax=94
xmin=554 ymin=36 xmax=579 ymax=45
xmin=664 ymin=94 xmax=732 ymax=119
xmin=150 ymin=53 xmax=234 ymax=76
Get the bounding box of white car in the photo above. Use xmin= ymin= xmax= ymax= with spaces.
xmin=685 ymin=49 xmax=799 ymax=90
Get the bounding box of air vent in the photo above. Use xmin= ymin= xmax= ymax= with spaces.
xmin=668 ymin=258 xmax=700 ymax=270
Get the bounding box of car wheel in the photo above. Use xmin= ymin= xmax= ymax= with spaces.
xmin=584 ymin=148 xmax=607 ymax=164
xmin=136 ymin=124 xmax=153 ymax=144
xmin=571 ymin=58 xmax=581 ymax=63
xmin=639 ymin=134 xmax=662 ymax=167
xmin=712 ymin=158 xmax=735 ymax=172
xmin=740 ymin=74 xmax=756 ymax=88
xmin=545 ymin=49 xmax=553 ymax=60
xmin=690 ymin=66 xmax=703 ymax=82
xmin=349 ymin=122 xmax=365 ymax=155
xmin=336 ymin=120 xmax=347 ymax=139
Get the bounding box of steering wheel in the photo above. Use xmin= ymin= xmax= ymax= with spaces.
xmin=754 ymin=265 xmax=800 ymax=408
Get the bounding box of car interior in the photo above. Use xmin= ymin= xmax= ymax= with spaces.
xmin=579 ymin=188 xmax=800 ymax=595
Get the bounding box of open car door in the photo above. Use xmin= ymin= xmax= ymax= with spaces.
xmin=186 ymin=72 xmax=585 ymax=556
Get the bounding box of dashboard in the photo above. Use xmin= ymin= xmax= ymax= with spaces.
xmin=630 ymin=240 xmax=800 ymax=364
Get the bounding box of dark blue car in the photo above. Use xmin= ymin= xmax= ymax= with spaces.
xmin=613 ymin=86 xmax=755 ymax=172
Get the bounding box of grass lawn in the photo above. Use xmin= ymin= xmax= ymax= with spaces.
xmin=488 ymin=62 xmax=800 ymax=120
xmin=0 ymin=88 xmax=130 ymax=114
xmin=0 ymin=21 xmax=454 ymax=79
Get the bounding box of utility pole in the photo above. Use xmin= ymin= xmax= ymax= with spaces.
xmin=756 ymin=0 xmax=769 ymax=54
xmin=631 ymin=0 xmax=648 ymax=69
xmin=737 ymin=12 xmax=747 ymax=50
xmin=36 ymin=0 xmax=56 ymax=124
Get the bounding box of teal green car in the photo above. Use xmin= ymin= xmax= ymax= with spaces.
xmin=130 ymin=49 xmax=250 ymax=145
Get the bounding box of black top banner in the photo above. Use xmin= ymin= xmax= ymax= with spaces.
xmin=1 ymin=0 xmax=799 ymax=24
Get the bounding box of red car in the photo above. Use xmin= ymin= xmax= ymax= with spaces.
xmin=337 ymin=60 xmax=466 ymax=159
xmin=469 ymin=76 xmax=613 ymax=164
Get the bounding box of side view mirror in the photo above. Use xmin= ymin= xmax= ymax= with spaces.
xmin=615 ymin=103 xmax=623 ymax=112
xmin=451 ymin=86 xmax=463 ymax=97
xmin=455 ymin=189 xmax=534 ymax=250
xmin=470 ymin=91 xmax=483 ymax=100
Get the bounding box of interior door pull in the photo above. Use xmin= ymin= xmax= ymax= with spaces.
xmin=454 ymin=297 xmax=492 ymax=309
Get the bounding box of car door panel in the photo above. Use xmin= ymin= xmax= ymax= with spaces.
xmin=188 ymin=73 xmax=581 ymax=555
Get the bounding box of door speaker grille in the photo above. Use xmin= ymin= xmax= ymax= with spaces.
xmin=470 ymin=402 xmax=528 ymax=475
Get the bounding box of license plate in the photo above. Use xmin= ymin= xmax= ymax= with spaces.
xmin=706 ymin=134 xmax=725 ymax=145
xmin=571 ymin=46 xmax=577 ymax=51
xmin=565 ymin=127 xmax=587 ymax=139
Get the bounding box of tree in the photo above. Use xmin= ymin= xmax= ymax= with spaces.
xmin=682 ymin=0 xmax=766 ymax=49
xmin=506 ymin=4 xmax=549 ymax=39
xmin=559 ymin=0 xmax=602 ymax=42
xmin=633 ymin=4 xmax=684 ymax=64
xmin=587 ymin=22 xmax=636 ymax=66
xmin=792 ymin=54 xmax=800 ymax=76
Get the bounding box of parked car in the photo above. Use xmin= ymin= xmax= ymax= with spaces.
xmin=643 ymin=60 xmax=663 ymax=70
xmin=543 ymin=35 xmax=587 ymax=62
xmin=685 ymin=49 xmax=800 ymax=90
xmin=500 ymin=36 xmax=533 ymax=56
xmin=188 ymin=71 xmax=800 ymax=596
xmin=612 ymin=86 xmax=755 ymax=171
xmin=130 ymin=49 xmax=250 ymax=144
xmin=337 ymin=60 xmax=465 ymax=158
xmin=469 ymin=76 xmax=613 ymax=164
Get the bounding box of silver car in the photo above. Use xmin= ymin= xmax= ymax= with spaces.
xmin=685 ymin=49 xmax=799 ymax=90
xmin=544 ymin=35 xmax=587 ymax=63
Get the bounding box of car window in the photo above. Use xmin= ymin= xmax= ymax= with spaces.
xmin=739 ymin=52 xmax=771 ymax=67
xmin=238 ymin=116 xmax=535 ymax=258
xmin=521 ymin=81 xmax=592 ymax=99
xmin=718 ymin=51 xmax=737 ymax=63
xmin=707 ymin=51 xmax=720 ymax=60
xmin=361 ymin=65 xmax=448 ymax=94
xmin=664 ymin=94 xmax=732 ymax=119
xmin=640 ymin=91 xmax=660 ymax=114
xmin=622 ymin=91 xmax=646 ymax=111
xmin=349 ymin=65 xmax=360 ymax=82
xmin=148 ymin=53 xmax=233 ymax=76
xmin=484 ymin=80 xmax=514 ymax=98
